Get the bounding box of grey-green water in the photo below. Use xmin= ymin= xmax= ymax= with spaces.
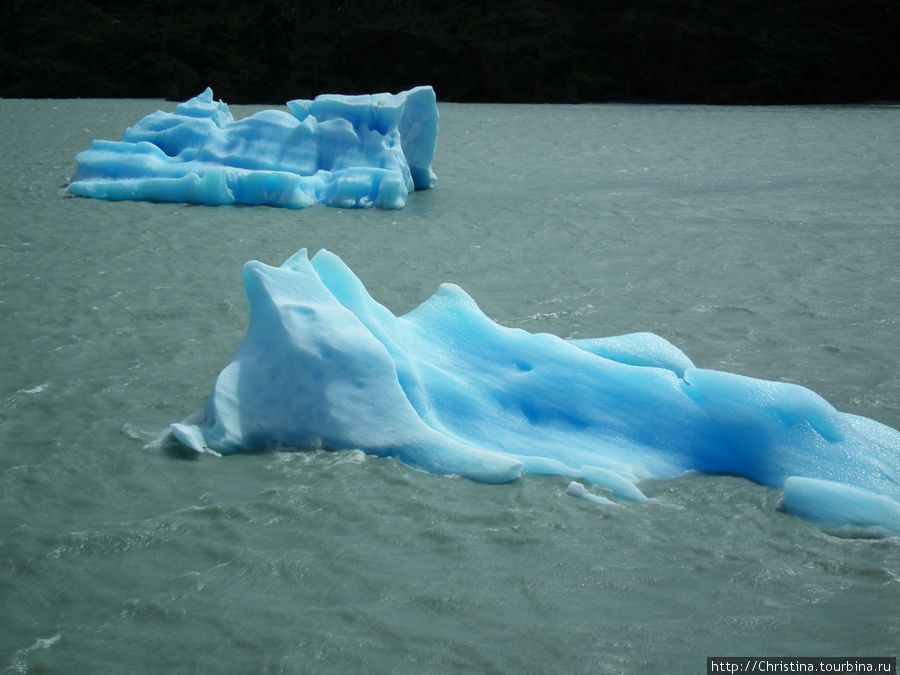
xmin=1 ymin=99 xmax=899 ymax=674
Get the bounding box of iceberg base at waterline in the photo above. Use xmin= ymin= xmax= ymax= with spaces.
xmin=171 ymin=249 xmax=900 ymax=534
xmin=67 ymin=86 xmax=438 ymax=209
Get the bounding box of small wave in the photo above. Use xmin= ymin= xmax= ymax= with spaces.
xmin=28 ymin=635 xmax=60 ymax=651
xmin=566 ymin=481 xmax=615 ymax=507
xmin=508 ymin=303 xmax=596 ymax=325
xmin=17 ymin=383 xmax=49 ymax=395
xmin=122 ymin=423 xmax=156 ymax=442
xmin=9 ymin=634 xmax=62 ymax=674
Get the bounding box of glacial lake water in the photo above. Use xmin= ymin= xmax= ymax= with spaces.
xmin=1 ymin=98 xmax=899 ymax=673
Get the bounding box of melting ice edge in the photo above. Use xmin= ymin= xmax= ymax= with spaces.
xmin=171 ymin=249 xmax=900 ymax=535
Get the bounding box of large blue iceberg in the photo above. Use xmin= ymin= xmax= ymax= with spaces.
xmin=67 ymin=87 xmax=438 ymax=209
xmin=171 ymin=250 xmax=900 ymax=534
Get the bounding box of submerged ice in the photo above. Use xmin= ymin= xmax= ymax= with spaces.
xmin=67 ymin=87 xmax=438 ymax=209
xmin=171 ymin=250 xmax=900 ymax=534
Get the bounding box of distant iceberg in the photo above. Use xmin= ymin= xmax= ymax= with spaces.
xmin=171 ymin=249 xmax=900 ymax=534
xmin=67 ymin=87 xmax=438 ymax=209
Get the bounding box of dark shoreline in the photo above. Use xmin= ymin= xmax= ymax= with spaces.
xmin=2 ymin=0 xmax=898 ymax=106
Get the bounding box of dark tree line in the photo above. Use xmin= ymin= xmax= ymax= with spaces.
xmin=2 ymin=0 xmax=898 ymax=104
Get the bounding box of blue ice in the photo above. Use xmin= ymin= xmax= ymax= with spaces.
xmin=67 ymin=87 xmax=438 ymax=209
xmin=171 ymin=249 xmax=900 ymax=534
